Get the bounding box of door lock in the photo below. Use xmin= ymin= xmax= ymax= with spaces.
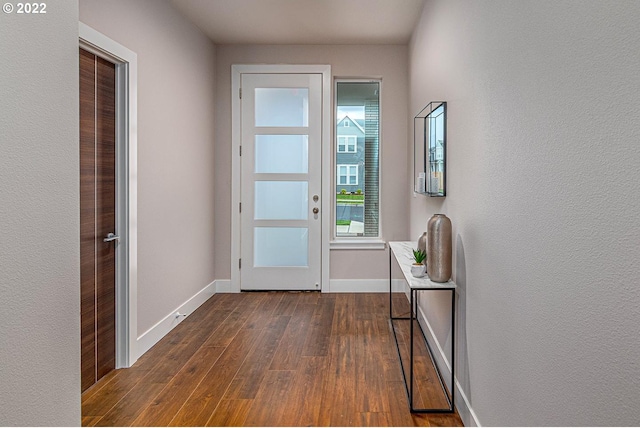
xmin=313 ymin=195 xmax=319 ymax=202
xmin=313 ymin=207 xmax=319 ymax=214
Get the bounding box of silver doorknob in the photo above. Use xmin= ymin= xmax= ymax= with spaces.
xmin=103 ymin=232 xmax=120 ymax=243
xmin=313 ymin=207 xmax=319 ymax=214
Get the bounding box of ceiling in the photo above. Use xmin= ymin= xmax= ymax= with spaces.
xmin=170 ymin=0 xmax=426 ymax=45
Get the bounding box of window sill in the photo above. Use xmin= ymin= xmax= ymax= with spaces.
xmin=330 ymin=239 xmax=387 ymax=250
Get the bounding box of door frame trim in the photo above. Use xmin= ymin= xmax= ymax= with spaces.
xmin=231 ymin=64 xmax=331 ymax=293
xmin=79 ymin=22 xmax=138 ymax=367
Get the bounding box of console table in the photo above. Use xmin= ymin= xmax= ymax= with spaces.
xmin=388 ymin=241 xmax=456 ymax=413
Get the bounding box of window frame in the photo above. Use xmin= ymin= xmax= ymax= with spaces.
xmin=337 ymin=135 xmax=358 ymax=153
xmin=337 ymin=164 xmax=358 ymax=186
xmin=332 ymin=78 xmax=384 ymax=248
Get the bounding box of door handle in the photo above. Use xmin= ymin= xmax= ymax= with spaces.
xmin=103 ymin=232 xmax=120 ymax=243
xmin=313 ymin=207 xmax=319 ymax=214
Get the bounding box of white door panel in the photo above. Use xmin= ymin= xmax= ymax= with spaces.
xmin=240 ymin=73 xmax=322 ymax=290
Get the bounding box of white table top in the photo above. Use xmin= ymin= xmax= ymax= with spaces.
xmin=389 ymin=241 xmax=457 ymax=290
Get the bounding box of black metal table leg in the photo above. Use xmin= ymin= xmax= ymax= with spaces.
xmin=389 ymin=246 xmax=392 ymax=319
xmin=410 ymin=288 xmax=415 ymax=410
xmin=451 ymin=288 xmax=455 ymax=410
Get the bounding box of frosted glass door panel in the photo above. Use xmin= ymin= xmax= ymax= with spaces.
xmin=255 ymin=181 xmax=308 ymax=220
xmin=255 ymin=135 xmax=308 ymax=174
xmin=255 ymin=88 xmax=309 ymax=127
xmin=254 ymin=227 xmax=308 ymax=267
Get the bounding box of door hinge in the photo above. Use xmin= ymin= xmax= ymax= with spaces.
xmin=239 ymin=202 xmax=242 ymax=213
xmin=239 ymin=88 xmax=242 ymax=99
xmin=239 ymin=145 xmax=242 ymax=156
xmin=239 ymin=258 xmax=242 ymax=269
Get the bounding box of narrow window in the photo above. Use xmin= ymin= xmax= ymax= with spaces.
xmin=335 ymin=80 xmax=380 ymax=238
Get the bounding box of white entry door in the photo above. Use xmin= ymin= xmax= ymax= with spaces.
xmin=240 ymin=73 xmax=323 ymax=290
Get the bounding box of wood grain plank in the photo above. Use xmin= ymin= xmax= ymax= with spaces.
xmin=268 ymin=302 xmax=316 ymax=370
xmin=201 ymin=292 xmax=265 ymax=347
xmin=302 ymin=295 xmax=335 ymax=357
xmin=375 ymin=307 xmax=402 ymax=383
xmin=94 ymin=382 xmax=166 ymax=427
xmin=355 ymin=318 xmax=390 ymax=413
xmin=241 ymin=370 xmax=295 ymax=426
xmin=319 ymin=329 xmax=357 ymax=425
xmin=386 ymin=380 xmax=431 ymax=427
xmin=355 ymin=293 xmax=374 ymax=320
xmin=282 ymin=356 xmax=329 ymax=426
xmin=359 ymin=412 xmax=393 ymax=426
xmin=81 ymin=415 xmax=102 ymax=427
xmin=332 ymin=292 xmax=356 ymax=335
xmin=168 ymin=328 xmax=262 ymax=426
xmin=241 ymin=291 xmax=284 ymax=330
xmin=205 ymin=399 xmax=253 ymax=427
xmin=427 ymin=412 xmax=464 ymax=427
xmin=224 ymin=315 xmax=290 ymax=400
xmin=132 ymin=345 xmax=225 ymax=426
xmin=142 ymin=325 xmax=217 ymax=385
xmin=297 ymin=290 xmax=321 ymax=305
xmin=273 ymin=290 xmax=301 ymax=316
xmin=318 ymin=294 xmax=358 ymax=426
xmin=82 ymin=367 xmax=149 ymax=417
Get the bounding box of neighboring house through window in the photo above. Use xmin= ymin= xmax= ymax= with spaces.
xmin=335 ymin=80 xmax=380 ymax=238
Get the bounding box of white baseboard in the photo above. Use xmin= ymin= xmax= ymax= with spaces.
xmin=136 ymin=280 xmax=216 ymax=359
xmin=326 ymin=279 xmax=406 ymax=293
xmin=414 ymin=300 xmax=481 ymax=427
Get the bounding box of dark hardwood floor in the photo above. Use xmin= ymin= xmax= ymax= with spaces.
xmin=81 ymin=292 xmax=463 ymax=427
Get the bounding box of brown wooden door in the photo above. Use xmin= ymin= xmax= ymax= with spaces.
xmin=80 ymin=47 xmax=117 ymax=392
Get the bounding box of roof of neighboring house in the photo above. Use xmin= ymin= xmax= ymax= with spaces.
xmin=337 ymin=115 xmax=366 ymax=134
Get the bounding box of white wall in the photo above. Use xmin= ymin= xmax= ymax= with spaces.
xmin=0 ymin=2 xmax=81 ymax=425
xmin=215 ymin=45 xmax=409 ymax=282
xmin=409 ymin=1 xmax=640 ymax=425
xmin=79 ymin=0 xmax=217 ymax=336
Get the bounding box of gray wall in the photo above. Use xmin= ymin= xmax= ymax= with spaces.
xmin=409 ymin=1 xmax=640 ymax=425
xmin=0 ymin=2 xmax=81 ymax=425
xmin=80 ymin=0 xmax=217 ymax=336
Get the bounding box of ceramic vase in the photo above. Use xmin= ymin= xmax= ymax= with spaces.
xmin=427 ymin=214 xmax=452 ymax=282
xmin=417 ymin=232 xmax=428 ymax=265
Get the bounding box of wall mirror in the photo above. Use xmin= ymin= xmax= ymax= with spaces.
xmin=414 ymin=101 xmax=446 ymax=197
